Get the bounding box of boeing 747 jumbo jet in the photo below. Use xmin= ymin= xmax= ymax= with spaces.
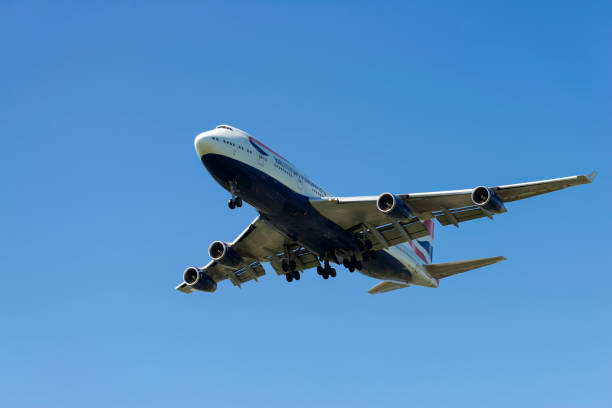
xmin=176 ymin=125 xmax=596 ymax=295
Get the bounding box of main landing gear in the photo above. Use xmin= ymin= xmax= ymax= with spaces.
xmin=340 ymin=239 xmax=376 ymax=272
xmin=283 ymin=259 xmax=301 ymax=282
xmin=316 ymin=261 xmax=336 ymax=280
xmin=227 ymin=181 xmax=242 ymax=210
xmin=342 ymin=256 xmax=362 ymax=272
xmin=357 ymin=239 xmax=376 ymax=262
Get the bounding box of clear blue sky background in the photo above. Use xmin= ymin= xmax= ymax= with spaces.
xmin=1 ymin=1 xmax=610 ymax=407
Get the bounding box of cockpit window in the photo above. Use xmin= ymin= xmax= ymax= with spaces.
xmin=216 ymin=125 xmax=233 ymax=131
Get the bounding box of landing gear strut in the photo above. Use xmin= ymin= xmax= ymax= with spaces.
xmin=227 ymin=181 xmax=242 ymax=210
xmin=317 ymin=260 xmax=336 ymax=280
xmin=359 ymin=239 xmax=375 ymax=262
xmin=284 ymin=258 xmax=301 ymax=283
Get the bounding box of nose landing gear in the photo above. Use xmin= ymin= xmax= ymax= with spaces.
xmin=228 ymin=197 xmax=242 ymax=209
xmin=227 ymin=181 xmax=243 ymax=210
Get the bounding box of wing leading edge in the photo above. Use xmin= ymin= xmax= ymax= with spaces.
xmin=310 ymin=171 xmax=596 ymax=231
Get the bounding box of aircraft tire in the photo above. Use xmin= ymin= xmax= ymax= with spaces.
xmin=330 ymin=268 xmax=336 ymax=278
xmin=286 ymin=273 xmax=293 ymax=282
xmin=293 ymin=270 xmax=300 ymax=280
xmin=228 ymin=199 xmax=236 ymax=209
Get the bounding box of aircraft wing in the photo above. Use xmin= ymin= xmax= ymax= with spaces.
xmin=176 ymin=216 xmax=322 ymax=292
xmin=310 ymin=171 xmax=596 ymax=248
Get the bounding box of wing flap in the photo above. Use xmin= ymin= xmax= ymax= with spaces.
xmin=227 ymin=261 xmax=267 ymax=287
xmin=348 ymin=219 xmax=430 ymax=251
xmin=434 ymin=206 xmax=486 ymax=226
xmin=424 ymin=256 xmax=506 ymax=279
xmin=175 ymin=282 xmax=196 ymax=294
xmin=368 ymin=281 xmax=410 ymax=294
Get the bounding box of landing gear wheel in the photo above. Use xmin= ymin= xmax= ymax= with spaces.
xmin=355 ymin=261 xmax=363 ymax=271
xmin=330 ymin=268 xmax=336 ymax=278
xmin=293 ymin=270 xmax=300 ymax=280
xmin=235 ymin=197 xmax=243 ymax=207
xmin=228 ymin=199 xmax=236 ymax=209
xmin=323 ymin=273 xmax=329 ymax=279
xmin=285 ymin=273 xmax=293 ymax=282
xmin=342 ymin=259 xmax=350 ymax=268
xmin=281 ymin=261 xmax=289 ymax=272
xmin=349 ymin=266 xmax=355 ymax=272
xmin=316 ymin=265 xmax=323 ymax=275
xmin=289 ymin=260 xmax=296 ymax=271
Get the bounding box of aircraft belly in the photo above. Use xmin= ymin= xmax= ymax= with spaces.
xmin=200 ymin=153 xmax=357 ymax=255
xmin=358 ymin=250 xmax=413 ymax=283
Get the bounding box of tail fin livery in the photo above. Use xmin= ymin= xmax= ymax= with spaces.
xmin=408 ymin=219 xmax=435 ymax=264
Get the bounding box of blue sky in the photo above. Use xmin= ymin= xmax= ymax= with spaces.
xmin=1 ymin=1 xmax=610 ymax=407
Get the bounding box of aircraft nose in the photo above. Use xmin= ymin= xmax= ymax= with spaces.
xmin=194 ymin=132 xmax=214 ymax=157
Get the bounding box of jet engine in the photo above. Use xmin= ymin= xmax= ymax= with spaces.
xmin=183 ymin=267 xmax=217 ymax=292
xmin=376 ymin=193 xmax=413 ymax=219
xmin=471 ymin=186 xmax=506 ymax=214
xmin=208 ymin=241 xmax=243 ymax=268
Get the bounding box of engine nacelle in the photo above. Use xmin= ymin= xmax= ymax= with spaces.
xmin=208 ymin=241 xmax=242 ymax=268
xmin=183 ymin=267 xmax=217 ymax=293
xmin=376 ymin=193 xmax=413 ymax=219
xmin=471 ymin=186 xmax=506 ymax=214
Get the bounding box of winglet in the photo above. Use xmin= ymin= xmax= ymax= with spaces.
xmin=587 ymin=170 xmax=597 ymax=183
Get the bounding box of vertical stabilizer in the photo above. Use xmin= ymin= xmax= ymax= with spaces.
xmin=408 ymin=219 xmax=434 ymax=264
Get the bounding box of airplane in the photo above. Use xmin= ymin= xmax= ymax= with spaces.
xmin=176 ymin=124 xmax=596 ymax=295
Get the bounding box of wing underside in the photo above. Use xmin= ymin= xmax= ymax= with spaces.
xmin=311 ymin=171 xmax=596 ymax=231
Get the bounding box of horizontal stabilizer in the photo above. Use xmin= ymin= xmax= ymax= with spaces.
xmin=424 ymin=256 xmax=506 ymax=280
xmin=368 ymin=281 xmax=410 ymax=295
